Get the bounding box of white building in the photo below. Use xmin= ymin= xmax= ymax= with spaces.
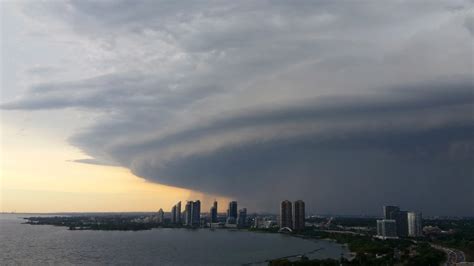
xmin=407 ymin=211 xmax=423 ymax=237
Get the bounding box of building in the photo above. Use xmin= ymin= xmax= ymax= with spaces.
xmin=170 ymin=202 xmax=181 ymax=224
xmin=376 ymin=219 xmax=398 ymax=239
xmin=265 ymin=220 xmax=277 ymax=229
xmin=293 ymin=200 xmax=305 ymax=231
xmin=407 ymin=212 xmax=423 ymax=237
xmin=171 ymin=205 xmax=177 ymax=224
xmin=157 ymin=208 xmax=164 ymax=224
xmin=280 ymin=200 xmax=293 ymax=228
xmin=175 ymin=201 xmax=182 ymax=224
xmin=191 ymin=200 xmax=201 ymax=226
xmin=395 ymin=211 xmax=408 ymax=237
xmin=185 ymin=201 xmax=192 ymax=226
xmin=237 ymin=208 xmax=247 ymax=228
xmin=227 ymin=201 xmax=238 ymax=222
xmin=383 ymin=205 xmax=408 ymax=237
xmin=383 ymin=205 xmax=400 ymax=219
xmin=253 ymin=217 xmax=262 ymax=228
xmin=210 ymin=200 xmax=218 ymax=223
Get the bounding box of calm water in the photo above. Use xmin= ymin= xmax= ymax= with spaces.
xmin=0 ymin=214 xmax=348 ymax=265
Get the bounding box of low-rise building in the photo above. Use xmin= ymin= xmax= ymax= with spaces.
xmin=376 ymin=219 xmax=398 ymax=239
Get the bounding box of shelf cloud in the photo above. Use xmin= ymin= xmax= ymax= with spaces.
xmin=3 ymin=1 xmax=473 ymax=215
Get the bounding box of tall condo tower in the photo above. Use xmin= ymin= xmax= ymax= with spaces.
xmin=227 ymin=201 xmax=238 ymax=224
xmin=210 ymin=200 xmax=218 ymax=223
xmin=407 ymin=211 xmax=423 ymax=237
xmin=175 ymin=201 xmax=182 ymax=224
xmin=185 ymin=201 xmax=192 ymax=226
xmin=171 ymin=205 xmax=177 ymax=224
xmin=280 ymin=200 xmax=293 ymax=228
xmin=293 ymin=200 xmax=305 ymax=230
xmin=191 ymin=200 xmax=201 ymax=226
xmin=383 ymin=205 xmax=408 ymax=236
xmin=383 ymin=205 xmax=400 ymax=219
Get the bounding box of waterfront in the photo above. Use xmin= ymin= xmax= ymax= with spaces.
xmin=0 ymin=214 xmax=347 ymax=265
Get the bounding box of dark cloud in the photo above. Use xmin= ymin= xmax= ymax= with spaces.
xmin=135 ymin=126 xmax=473 ymax=215
xmin=68 ymin=80 xmax=473 ymax=215
xmin=70 ymin=158 xmax=118 ymax=166
xmin=3 ymin=1 xmax=473 ymax=215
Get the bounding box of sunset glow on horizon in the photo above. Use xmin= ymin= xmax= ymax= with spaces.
xmin=1 ymin=123 xmax=229 ymax=213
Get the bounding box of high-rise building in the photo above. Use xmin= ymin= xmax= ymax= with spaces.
xmin=395 ymin=211 xmax=408 ymax=237
xmin=293 ymin=200 xmax=305 ymax=231
xmin=376 ymin=219 xmax=398 ymax=239
xmin=210 ymin=200 xmax=218 ymax=223
xmin=237 ymin=208 xmax=247 ymax=228
xmin=175 ymin=201 xmax=182 ymax=224
xmin=407 ymin=212 xmax=423 ymax=237
xmin=227 ymin=201 xmax=238 ymax=221
xmin=191 ymin=200 xmax=201 ymax=226
xmin=171 ymin=205 xmax=177 ymax=224
xmin=226 ymin=201 xmax=238 ymax=224
xmin=383 ymin=205 xmax=400 ymax=219
xmin=170 ymin=202 xmax=182 ymax=225
xmin=157 ymin=208 xmax=164 ymax=224
xmin=383 ymin=205 xmax=408 ymax=236
xmin=185 ymin=201 xmax=192 ymax=226
xmin=280 ymin=200 xmax=293 ymax=228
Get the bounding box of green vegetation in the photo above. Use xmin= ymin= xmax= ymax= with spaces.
xmin=268 ymin=243 xmax=446 ymax=266
xmin=405 ymin=243 xmax=446 ymax=266
xmin=304 ymin=230 xmax=408 ymax=253
xmin=332 ymin=217 xmax=377 ymax=228
xmin=303 ymin=216 xmax=474 ymax=264
xmin=25 ymin=216 xmax=171 ymax=231
xmin=269 ymin=257 xmax=340 ymax=266
xmin=290 ymin=229 xmax=446 ymax=265
xmin=306 ymin=217 xmax=376 ymax=228
xmin=425 ymin=218 xmax=474 ymax=261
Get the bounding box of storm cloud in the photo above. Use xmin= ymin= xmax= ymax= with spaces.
xmin=2 ymin=1 xmax=473 ymax=215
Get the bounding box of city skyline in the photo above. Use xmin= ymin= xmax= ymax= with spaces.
xmin=1 ymin=1 xmax=472 ymax=265
xmin=160 ymin=199 xmax=305 ymax=230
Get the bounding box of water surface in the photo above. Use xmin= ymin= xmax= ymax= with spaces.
xmin=0 ymin=214 xmax=347 ymax=265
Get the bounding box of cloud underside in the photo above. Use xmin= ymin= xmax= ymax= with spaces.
xmin=3 ymin=1 xmax=474 ymax=214
xmin=108 ymin=83 xmax=474 ymax=214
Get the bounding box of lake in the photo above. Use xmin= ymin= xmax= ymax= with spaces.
xmin=0 ymin=214 xmax=348 ymax=265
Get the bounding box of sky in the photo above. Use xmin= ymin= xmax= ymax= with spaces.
xmin=1 ymin=1 xmax=473 ymax=216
